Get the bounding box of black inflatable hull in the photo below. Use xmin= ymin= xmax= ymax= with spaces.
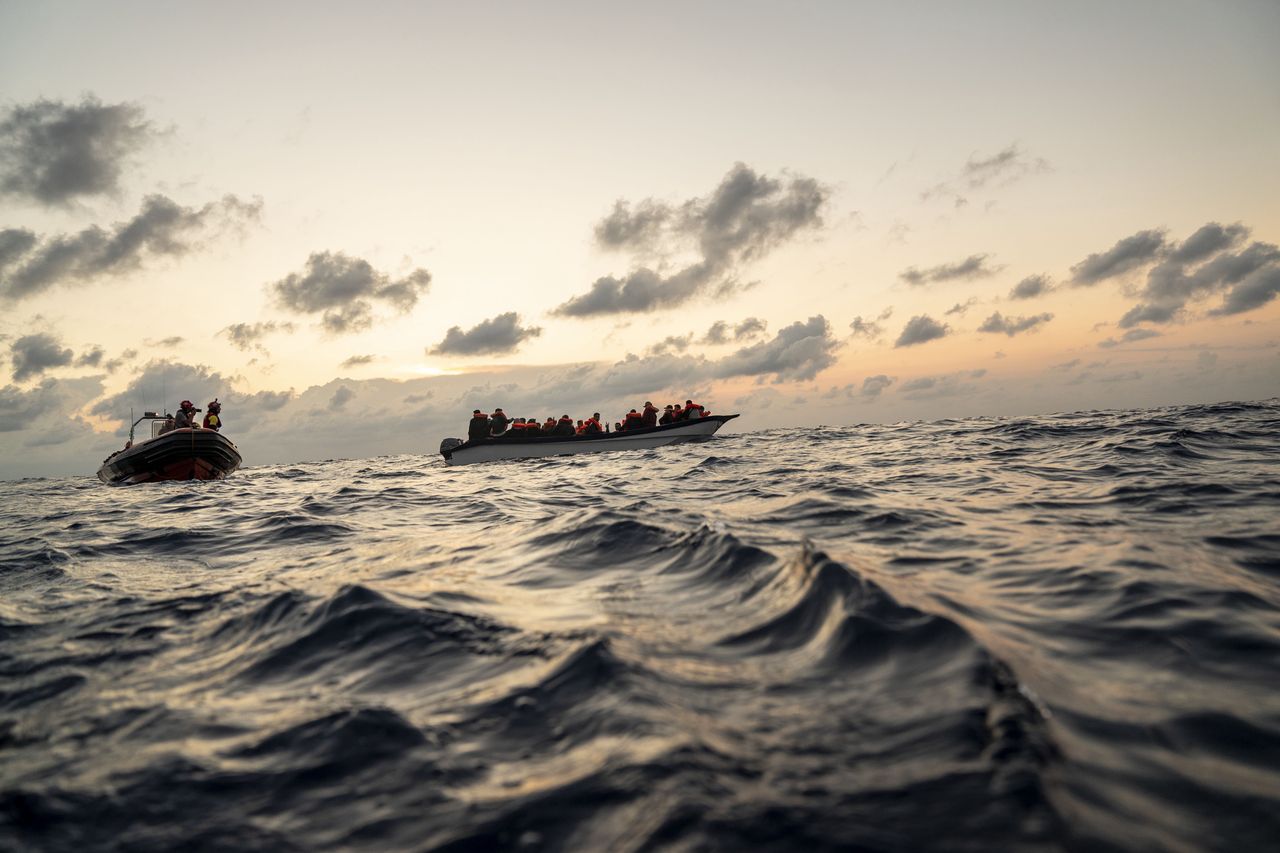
xmin=97 ymin=429 xmax=242 ymax=485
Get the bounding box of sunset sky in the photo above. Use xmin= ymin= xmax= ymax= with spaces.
xmin=2 ymin=0 xmax=1278 ymax=478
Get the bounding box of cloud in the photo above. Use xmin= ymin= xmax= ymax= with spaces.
xmin=1009 ymin=274 xmax=1052 ymax=300
xmin=1098 ymin=328 xmax=1162 ymax=348
xmin=849 ymin=316 xmax=884 ymax=338
xmin=1211 ymin=264 xmax=1280 ymax=317
xmin=894 ymin=315 xmax=949 ymax=347
xmin=977 ymin=311 xmax=1054 ymax=336
xmin=645 ymin=334 xmax=693 ymax=357
xmin=429 ymin=312 xmax=542 ymax=356
xmin=554 ymin=163 xmax=829 ymax=316
xmin=734 ymin=317 xmax=767 ymax=340
xmin=340 ymin=354 xmax=376 ymax=369
xmin=0 ymin=378 xmax=66 ymax=430
xmin=0 ymin=229 xmax=38 ymax=273
xmin=328 ymin=385 xmax=355 ymax=411
xmin=1070 ymin=229 xmax=1167 ymax=285
xmin=75 ymin=346 xmax=104 ymax=367
xmin=1168 ymin=222 xmax=1250 ymax=264
xmin=219 ymin=320 xmax=295 ymax=353
xmin=920 ymin=144 xmax=1050 ymax=207
xmin=713 ymin=315 xmax=838 ymax=382
xmin=0 ymin=95 xmax=156 ymax=205
xmin=10 ymin=333 xmax=74 ymax=381
xmin=860 ymin=374 xmax=894 ymax=398
xmin=899 ymin=369 xmax=988 ymax=400
xmin=270 ymin=251 xmax=431 ymax=334
xmin=1051 ymin=358 xmax=1080 ymax=370
xmin=146 ymin=336 xmax=184 ymax=348
xmin=945 ymin=298 xmax=979 ymax=316
xmin=88 ymin=361 xmax=295 ymax=431
xmin=900 ymin=254 xmax=999 ymax=286
xmin=0 ymin=194 xmax=262 ymax=301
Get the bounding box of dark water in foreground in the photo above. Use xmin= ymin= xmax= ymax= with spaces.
xmin=2 ymin=400 xmax=1279 ymax=852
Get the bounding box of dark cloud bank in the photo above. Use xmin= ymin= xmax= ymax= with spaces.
xmin=270 ymin=251 xmax=431 ymax=334
xmin=0 ymin=95 xmax=156 ymax=206
xmin=554 ymin=163 xmax=829 ymax=317
xmin=0 ymin=194 xmax=261 ymax=301
xmin=9 ymin=333 xmax=74 ymax=382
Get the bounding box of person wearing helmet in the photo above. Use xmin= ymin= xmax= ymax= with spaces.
xmin=203 ymin=399 xmax=223 ymax=431
xmin=173 ymin=400 xmax=198 ymax=430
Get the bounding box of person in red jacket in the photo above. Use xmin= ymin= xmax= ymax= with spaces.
xmin=641 ymin=401 xmax=659 ymax=427
xmin=202 ymin=399 xmax=223 ymax=431
xmin=622 ymin=408 xmax=644 ymax=430
xmin=684 ymin=399 xmax=705 ymax=419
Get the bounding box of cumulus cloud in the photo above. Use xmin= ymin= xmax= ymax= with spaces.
xmin=75 ymin=345 xmax=105 ymax=367
xmin=900 ymin=254 xmax=999 ymax=286
xmin=219 ymin=320 xmax=295 ymax=353
xmin=270 ymin=251 xmax=431 ymax=334
xmin=945 ymin=298 xmax=979 ymax=316
xmin=1009 ymin=274 xmax=1052 ymax=300
xmin=340 ymin=354 xmax=376 ymax=369
xmin=714 ymin=315 xmax=838 ymax=382
xmin=894 ymin=315 xmax=949 ymax=348
xmin=0 ymin=378 xmax=66 ymax=431
xmin=554 ymin=162 xmax=829 ymax=316
xmin=849 ymin=316 xmax=882 ymax=338
xmin=701 ymin=316 xmax=768 ymax=345
xmin=10 ymin=333 xmax=74 ymax=381
xmin=1070 ymin=229 xmax=1167 ymax=285
xmin=328 ymin=386 xmax=355 ymax=411
xmin=860 ymin=374 xmax=894 ymax=398
xmin=1098 ymin=328 xmax=1162 ymax=348
xmin=977 ymin=311 xmax=1054 ymax=336
xmin=0 ymin=95 xmax=156 ymax=205
xmin=645 ymin=334 xmax=693 ymax=357
xmin=1213 ymin=265 xmax=1280 ymax=316
xmin=0 ymin=194 xmax=262 ymax=301
xmin=429 ymin=312 xmax=542 ymax=356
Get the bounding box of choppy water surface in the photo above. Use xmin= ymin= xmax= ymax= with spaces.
xmin=2 ymin=400 xmax=1279 ymax=851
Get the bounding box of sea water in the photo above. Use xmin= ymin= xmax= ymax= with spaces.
xmin=2 ymin=400 xmax=1278 ymax=850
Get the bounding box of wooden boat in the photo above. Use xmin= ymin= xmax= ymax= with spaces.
xmin=439 ymin=414 xmax=738 ymax=466
xmin=97 ymin=411 xmax=242 ymax=484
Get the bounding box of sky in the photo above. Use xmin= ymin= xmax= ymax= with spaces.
xmin=1 ymin=0 xmax=1278 ymax=479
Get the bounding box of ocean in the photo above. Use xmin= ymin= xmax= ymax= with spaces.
xmin=2 ymin=399 xmax=1278 ymax=851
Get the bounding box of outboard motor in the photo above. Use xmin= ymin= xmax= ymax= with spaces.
xmin=440 ymin=437 xmax=465 ymax=456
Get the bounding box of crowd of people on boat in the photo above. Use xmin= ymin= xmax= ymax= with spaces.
xmin=466 ymin=400 xmax=708 ymax=442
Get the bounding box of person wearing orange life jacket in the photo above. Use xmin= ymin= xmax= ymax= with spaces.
xmin=641 ymin=401 xmax=659 ymax=428
xmin=543 ymin=417 xmax=556 ymax=433
xmin=467 ymin=409 xmax=490 ymax=441
xmin=622 ymin=408 xmax=644 ymax=430
xmin=683 ymin=399 xmax=705 ymax=419
xmin=489 ymin=407 xmax=509 ymax=435
xmin=553 ymin=415 xmax=575 ymax=436
xmin=671 ymin=404 xmax=684 ymax=422
xmin=524 ymin=417 xmax=541 ymax=436
xmin=582 ymin=414 xmax=602 ymax=435
xmin=202 ymin=399 xmax=223 ymax=431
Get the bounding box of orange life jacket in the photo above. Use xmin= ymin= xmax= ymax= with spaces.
xmin=685 ymin=403 xmax=705 ymax=417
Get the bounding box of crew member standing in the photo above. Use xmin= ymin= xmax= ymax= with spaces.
xmin=202 ymin=399 xmax=223 ymax=431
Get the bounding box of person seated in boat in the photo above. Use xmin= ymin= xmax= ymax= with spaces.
xmin=489 ymin=407 xmax=509 ymax=436
xmin=671 ymin=404 xmax=684 ymax=422
xmin=683 ymin=399 xmax=705 ymax=419
xmin=542 ymin=417 xmax=556 ymax=433
xmin=553 ymin=415 xmax=575 ymax=436
xmin=621 ymin=408 xmax=644 ymax=430
xmin=658 ymin=404 xmax=675 ymax=425
xmin=202 ymin=399 xmax=222 ymax=431
xmin=173 ymin=400 xmax=198 ymax=430
xmin=467 ymin=409 xmax=490 ymax=441
xmin=641 ymin=401 xmax=659 ymax=428
xmin=575 ymin=419 xmax=585 ymax=434
xmin=582 ymin=414 xmax=602 ymax=435
xmin=524 ymin=417 xmax=541 ymax=436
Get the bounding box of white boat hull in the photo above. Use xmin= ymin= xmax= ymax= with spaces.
xmin=441 ymin=414 xmax=738 ymax=466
